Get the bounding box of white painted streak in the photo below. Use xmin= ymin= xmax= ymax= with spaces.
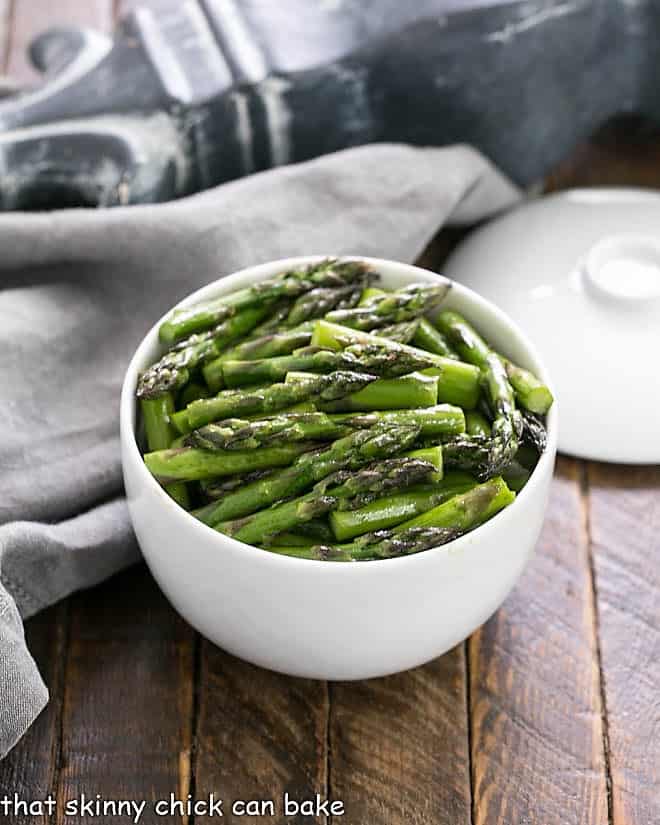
xmin=205 ymin=0 xmax=268 ymax=83
xmin=257 ymin=76 xmax=292 ymax=167
xmin=230 ymin=90 xmax=256 ymax=174
xmin=485 ymin=1 xmax=580 ymax=43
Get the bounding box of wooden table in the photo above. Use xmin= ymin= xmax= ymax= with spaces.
xmin=1 ymin=3 xmax=659 ymax=824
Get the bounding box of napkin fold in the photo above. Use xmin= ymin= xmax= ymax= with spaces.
xmin=0 ymin=142 xmax=519 ymax=758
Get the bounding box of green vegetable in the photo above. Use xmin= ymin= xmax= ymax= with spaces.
xmin=218 ymin=454 xmax=439 ymax=545
xmin=329 ymin=471 xmax=477 ymax=541
xmin=436 ymin=311 xmax=522 ymax=476
xmin=311 ymin=320 xmax=480 ymax=408
xmin=159 ymin=259 xmax=373 ymax=343
xmin=144 ymin=442 xmax=316 ymax=483
xmin=221 ymin=340 xmax=434 ymax=388
xmin=174 ymin=371 xmax=377 ymax=433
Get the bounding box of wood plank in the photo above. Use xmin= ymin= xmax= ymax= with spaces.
xmin=587 ymin=463 xmax=660 ymax=825
xmin=329 ymin=649 xmax=472 ymax=824
xmin=0 ymin=603 xmax=68 ymax=825
xmin=6 ymin=0 xmax=114 ymax=85
xmin=193 ymin=643 xmax=328 ymax=825
xmin=116 ymin=0 xmax=184 ymax=17
xmin=55 ymin=565 xmax=196 ymax=825
xmin=469 ymin=457 xmax=609 ymax=825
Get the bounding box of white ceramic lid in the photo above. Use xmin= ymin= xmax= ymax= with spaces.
xmin=444 ymin=188 xmax=660 ymax=463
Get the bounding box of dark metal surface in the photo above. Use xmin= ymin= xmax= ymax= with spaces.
xmin=0 ymin=0 xmax=655 ymax=208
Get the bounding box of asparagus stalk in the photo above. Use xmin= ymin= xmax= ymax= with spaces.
xmin=466 ymin=410 xmax=492 ymax=437
xmin=358 ymin=286 xmax=386 ymax=304
xmin=500 ymin=357 xmax=554 ymax=415
xmin=202 ymin=329 xmax=314 ymax=392
xmin=179 ymin=381 xmax=210 ymax=407
xmin=285 ymin=284 xmax=366 ymax=326
xmin=159 ymin=259 xmax=374 ymax=343
xmin=194 ymin=422 xmax=420 ymax=526
xmin=324 ymin=282 xmax=450 ymax=330
xmin=329 ymin=471 xmax=477 ymax=540
xmin=218 ymin=455 xmax=439 ymax=545
xmin=329 ymin=406 xmax=465 ymax=439
xmin=137 ymin=304 xmax=272 ymax=399
xmin=221 ymin=341 xmax=435 ymax=388
xmin=266 ymin=526 xmax=463 ymax=561
xmin=441 ymin=434 xmax=499 ymax=478
xmin=308 ymin=372 xmax=439 ymax=412
xmin=140 ymin=395 xmax=190 ymax=507
xmin=397 ymin=476 xmax=515 ymax=532
xmin=521 ymin=410 xmax=548 ymax=453
xmin=141 ymin=395 xmax=178 ymax=450
xmin=271 ymin=519 xmax=335 ymax=546
xmin=144 ymin=442 xmax=316 ymax=484
xmin=413 ymin=318 xmax=459 ymax=359
xmin=502 ymin=460 xmax=531 ymax=492
xmin=200 ymin=469 xmax=277 ymax=499
xmin=436 ymin=311 xmax=522 ymax=475
xmin=174 ymin=370 xmax=377 ymax=433
xmin=311 ymin=320 xmax=480 ymax=408
xmin=187 ymin=412 xmax=347 ymax=451
xmin=379 ymin=320 xmax=422 ymax=344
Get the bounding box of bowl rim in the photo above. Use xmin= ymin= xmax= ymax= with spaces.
xmin=120 ymin=254 xmax=558 ymax=571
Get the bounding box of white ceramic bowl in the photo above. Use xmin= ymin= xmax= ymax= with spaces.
xmin=120 ymin=256 xmax=557 ymax=680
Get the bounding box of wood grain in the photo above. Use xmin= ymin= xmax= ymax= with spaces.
xmin=193 ymin=642 xmax=328 ymax=825
xmin=54 ymin=565 xmax=196 ymax=825
xmin=0 ymin=604 xmax=69 ymax=825
xmin=587 ymin=463 xmax=660 ymax=825
xmin=468 ymin=457 xmax=609 ymax=825
xmin=329 ymin=649 xmax=472 ymax=825
xmin=6 ymin=0 xmax=114 ymax=84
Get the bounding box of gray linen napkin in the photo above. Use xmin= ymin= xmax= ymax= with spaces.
xmin=0 ymin=143 xmax=519 ymax=758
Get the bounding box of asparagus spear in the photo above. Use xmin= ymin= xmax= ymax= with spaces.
xmin=179 ymin=381 xmax=210 ymax=407
xmin=203 ymin=329 xmax=314 ymax=391
xmin=141 ymin=395 xmax=178 ymax=451
xmin=174 ymin=370 xmax=377 ymax=433
xmin=397 ymin=476 xmax=514 ymax=532
xmin=266 ymin=526 xmax=462 ymax=561
xmin=441 ymin=434 xmax=499 ymax=479
xmin=329 ymin=405 xmax=465 ymax=438
xmin=194 ymin=422 xmax=421 ymax=526
xmin=311 ymin=320 xmax=480 ymax=408
xmin=500 ymin=357 xmax=554 ymax=415
xmin=329 ymin=471 xmax=477 ymax=540
xmin=200 ymin=468 xmax=277 ymax=499
xmin=520 ymin=410 xmax=547 ymax=453
xmin=137 ymin=304 xmax=272 ymax=399
xmin=465 ymin=410 xmax=492 ymax=437
xmin=218 ymin=455 xmax=439 ymax=545
xmin=436 ymin=311 xmax=523 ymax=475
xmin=272 ymin=479 xmax=511 ymax=559
xmin=221 ymin=341 xmax=435 ymax=388
xmin=358 ymin=286 xmax=386 ymax=304
xmin=413 ymin=318 xmax=459 ymax=359
xmin=271 ymin=519 xmax=335 ymax=546
xmin=140 ymin=395 xmax=190 ymax=507
xmin=305 ymin=372 xmax=439 ymax=412
xmin=144 ymin=441 xmax=317 ymax=484
xmin=187 ymin=412 xmax=347 ymax=451
xmin=324 ymin=282 xmax=450 ymax=330
xmin=159 ymin=259 xmax=374 ymax=343
xmin=379 ymin=320 xmax=422 ymax=344
xmin=502 ymin=460 xmax=531 ymax=492
xmin=285 ymin=284 xmax=366 ymax=326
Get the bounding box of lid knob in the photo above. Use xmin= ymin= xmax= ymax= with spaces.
xmin=584 ymin=234 xmax=660 ymax=305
